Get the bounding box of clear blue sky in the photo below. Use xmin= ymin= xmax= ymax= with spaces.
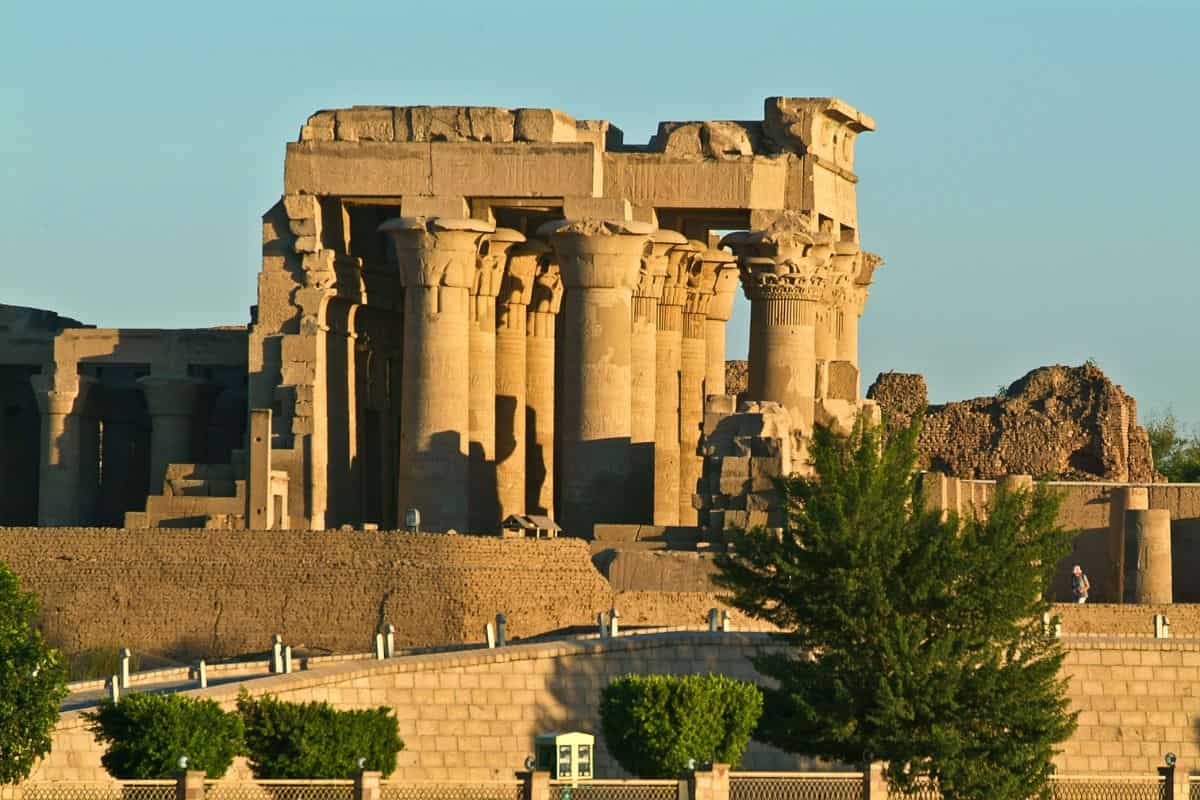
xmin=3 ymin=0 xmax=1197 ymax=423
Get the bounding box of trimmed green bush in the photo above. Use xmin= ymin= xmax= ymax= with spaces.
xmin=83 ymin=693 xmax=243 ymax=779
xmin=599 ymin=674 xmax=763 ymax=778
xmin=237 ymin=691 xmax=403 ymax=778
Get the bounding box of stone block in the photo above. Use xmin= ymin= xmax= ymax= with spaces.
xmin=335 ymin=108 xmax=395 ymax=142
xmin=604 ymin=152 xmax=786 ymax=209
xmin=284 ymin=141 xmax=433 ymax=196
xmin=514 ymin=108 xmax=577 ymax=143
xmin=719 ymin=475 xmax=749 ymax=496
xmin=283 ymin=194 xmax=320 ymax=220
xmin=720 ymin=456 xmax=750 ymax=477
xmin=400 ymin=196 xmax=470 ymax=218
xmin=299 ymin=110 xmax=335 ymax=142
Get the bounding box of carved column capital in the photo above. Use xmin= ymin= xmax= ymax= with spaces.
xmin=635 ymin=229 xmax=687 ymax=300
xmin=379 ymin=216 xmax=495 ymax=289
xmin=474 ymin=228 xmax=526 ymax=299
xmin=700 ymin=249 xmax=739 ymax=322
xmin=537 ymin=218 xmax=654 ymax=290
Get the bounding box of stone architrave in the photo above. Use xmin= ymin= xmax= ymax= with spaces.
xmin=630 ymin=229 xmax=685 ymax=522
xmin=653 ymin=239 xmax=700 ymax=525
xmin=679 ymin=242 xmax=717 ymax=524
xmin=701 ymin=248 xmax=739 ymax=398
xmin=526 ymin=253 xmax=564 ymax=518
xmin=380 ymin=216 xmax=494 ymax=534
xmin=494 ymin=240 xmax=543 ymax=520
xmin=469 ymin=227 xmax=525 ymax=531
xmin=541 ymin=218 xmax=654 ymax=537
xmin=138 ymin=374 xmax=204 ymax=495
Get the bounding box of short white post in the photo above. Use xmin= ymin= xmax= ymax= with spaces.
xmin=374 ymin=632 xmax=385 ymax=660
xmin=597 ymin=612 xmax=608 ymax=640
xmin=282 ymin=645 xmax=293 ymax=674
xmin=119 ymin=648 xmax=132 ymax=689
xmin=708 ymin=608 xmax=719 ymax=632
xmin=194 ymin=659 xmax=208 ymax=689
xmin=1053 ymin=617 xmax=1062 ymax=639
xmin=271 ymin=634 xmax=283 ymax=674
xmin=609 ymin=608 xmax=620 ymax=638
xmin=107 ymin=675 xmax=120 ymax=703
xmin=495 ymin=614 xmax=507 ymax=647
xmin=384 ymin=624 xmax=396 ymax=658
xmin=1042 ymin=612 xmax=1051 ymax=636
xmin=485 ymin=622 xmax=496 ymax=649
xmin=721 ymin=610 xmax=731 ymax=632
xmin=1155 ymin=613 xmax=1171 ymax=639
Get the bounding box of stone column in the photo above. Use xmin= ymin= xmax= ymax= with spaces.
xmin=32 ymin=372 xmax=92 ymax=526
xmin=138 ymin=374 xmax=203 ymax=495
xmin=1129 ymin=508 xmax=1172 ymax=604
xmin=653 ymin=240 xmax=699 ymax=525
xmin=1109 ymin=486 xmax=1149 ymax=603
xmin=526 ymin=253 xmax=563 ymax=517
xmin=495 ymin=240 xmax=543 ymax=519
xmin=380 ymin=216 xmax=494 ymax=534
xmin=630 ymin=230 xmax=685 ymax=523
xmin=541 ymin=219 xmax=654 ymax=536
xmin=680 ymin=243 xmax=716 ymax=524
xmin=702 ymin=249 xmax=739 ymax=398
xmin=735 ymin=220 xmax=834 ymax=438
xmin=469 ymin=227 xmax=525 ymax=531
xmin=832 ymin=251 xmax=884 ymax=400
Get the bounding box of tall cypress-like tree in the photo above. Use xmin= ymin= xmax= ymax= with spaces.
xmin=714 ymin=417 xmax=1077 ymax=800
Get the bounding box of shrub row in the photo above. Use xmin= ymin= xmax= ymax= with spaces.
xmin=84 ymin=690 xmax=402 ymax=780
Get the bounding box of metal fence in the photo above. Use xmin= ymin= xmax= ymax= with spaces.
xmin=731 ymin=773 xmax=864 ymax=800
xmin=548 ymin=780 xmax=679 ymax=800
xmin=381 ymin=783 xmax=527 ymax=800
xmin=24 ymin=782 xmax=176 ymax=800
xmin=205 ymin=781 xmax=354 ymax=800
xmin=888 ymin=776 xmax=1166 ymax=800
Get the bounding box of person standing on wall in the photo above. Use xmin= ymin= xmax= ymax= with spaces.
xmin=1072 ymin=565 xmax=1090 ymax=604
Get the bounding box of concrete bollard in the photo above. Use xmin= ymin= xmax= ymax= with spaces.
xmin=609 ymin=608 xmax=620 ymax=638
xmin=721 ymin=609 xmax=731 ymax=632
xmin=194 ymin=659 xmax=208 ymax=689
xmin=1155 ymin=613 xmax=1171 ymax=639
xmin=485 ymin=622 xmax=496 ymax=649
xmin=119 ymin=648 xmax=131 ymax=689
xmin=597 ymin=611 xmax=608 ymax=640
xmin=107 ymin=674 xmax=120 ymax=703
xmin=374 ymin=632 xmax=385 ymax=660
xmin=282 ymin=645 xmax=293 ymax=674
xmin=495 ymin=614 xmax=506 ymax=647
xmin=383 ymin=624 xmax=396 ymax=659
xmin=708 ymin=608 xmax=719 ymax=632
xmin=271 ymin=634 xmax=283 ymax=674
xmin=1128 ymin=509 xmax=1173 ymax=604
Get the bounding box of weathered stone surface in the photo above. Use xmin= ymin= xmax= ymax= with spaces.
xmin=867 ymin=364 xmax=1163 ymax=482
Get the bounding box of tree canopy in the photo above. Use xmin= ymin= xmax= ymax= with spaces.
xmin=0 ymin=561 xmax=68 ymax=785
xmin=714 ymin=417 xmax=1077 ymax=800
xmin=1146 ymin=412 xmax=1200 ymax=483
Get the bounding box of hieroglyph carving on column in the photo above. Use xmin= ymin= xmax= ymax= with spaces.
xmin=525 ymin=250 xmax=564 ymax=518
xmin=469 ymin=227 xmax=525 ymax=531
xmin=380 ymin=215 xmax=494 ymax=534
xmin=540 ymin=218 xmax=654 ymax=536
xmin=679 ymin=242 xmax=717 ymax=524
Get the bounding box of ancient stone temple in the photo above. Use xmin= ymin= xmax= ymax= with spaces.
xmin=0 ymin=97 xmax=884 ymax=534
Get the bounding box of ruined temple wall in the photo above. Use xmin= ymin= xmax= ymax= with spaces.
xmin=0 ymin=528 xmax=761 ymax=660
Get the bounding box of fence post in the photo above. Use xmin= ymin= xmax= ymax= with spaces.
xmin=597 ymin=612 xmax=608 ymax=640
xmin=609 ymin=608 xmax=620 ymax=638
xmin=708 ymin=608 xmax=719 ymax=632
xmin=271 ymin=634 xmax=283 ymax=673
xmin=1158 ymin=763 xmax=1175 ymax=800
xmin=496 ymin=613 xmax=507 ymax=647
xmin=486 ymin=622 xmax=496 ymax=649
xmin=524 ymin=770 xmax=550 ymax=800
xmin=863 ymin=762 xmax=888 ymax=800
xmin=374 ymin=632 xmax=385 ymax=660
xmin=119 ymin=648 xmax=132 ymax=689
xmin=283 ymin=645 xmax=293 ymax=674
xmin=688 ymin=763 xmax=728 ymax=800
xmin=106 ymin=675 xmax=120 ymax=702
xmin=193 ymin=659 xmax=207 ymax=689
xmin=720 ymin=610 xmax=730 ymax=632
xmin=175 ymin=770 xmax=205 ymax=800
xmin=355 ymin=770 xmax=382 ymax=800
xmin=384 ymin=624 xmax=396 ymax=658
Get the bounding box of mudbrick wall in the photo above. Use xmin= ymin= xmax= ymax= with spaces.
xmin=867 ymin=365 xmax=1161 ymax=482
xmin=0 ymin=529 xmax=757 ymax=660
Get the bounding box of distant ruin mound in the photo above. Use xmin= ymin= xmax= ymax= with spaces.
xmin=867 ymin=364 xmax=1162 ymax=482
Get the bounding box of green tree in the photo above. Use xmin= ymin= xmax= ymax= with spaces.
xmin=237 ymin=691 xmax=402 ymax=779
xmin=1146 ymin=412 xmax=1200 ymax=482
xmin=599 ymin=674 xmax=762 ymax=778
xmin=714 ymin=417 xmax=1077 ymax=800
xmin=84 ymin=693 xmax=244 ymax=779
xmin=0 ymin=561 xmax=68 ymax=785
